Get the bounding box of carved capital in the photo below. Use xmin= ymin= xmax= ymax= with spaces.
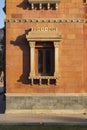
xmin=54 ymin=42 xmax=60 ymax=48
xmin=29 ymin=42 xmax=35 ymax=48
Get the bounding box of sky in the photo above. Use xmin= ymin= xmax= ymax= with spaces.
xmin=0 ymin=0 xmax=5 ymax=29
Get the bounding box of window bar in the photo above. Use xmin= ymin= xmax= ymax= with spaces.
xmin=39 ymin=78 xmax=41 ymax=85
xmin=56 ymin=3 xmax=58 ymax=9
xmin=56 ymin=78 xmax=58 ymax=85
xmin=39 ymin=3 xmax=42 ymax=9
xmin=47 ymin=78 xmax=50 ymax=85
xmin=31 ymin=78 xmax=34 ymax=85
xmin=31 ymin=3 xmax=34 ymax=9
xmin=47 ymin=3 xmax=50 ymax=9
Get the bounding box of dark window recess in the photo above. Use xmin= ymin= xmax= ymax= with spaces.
xmin=50 ymin=4 xmax=56 ymax=9
xmin=46 ymin=50 xmax=51 ymax=74
xmin=38 ymin=50 xmax=43 ymax=73
xmin=37 ymin=48 xmax=53 ymax=76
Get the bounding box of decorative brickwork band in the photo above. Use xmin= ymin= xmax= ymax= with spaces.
xmin=5 ymin=19 xmax=86 ymax=23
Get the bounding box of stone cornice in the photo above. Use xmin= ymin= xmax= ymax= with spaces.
xmin=5 ymin=18 xmax=87 ymax=23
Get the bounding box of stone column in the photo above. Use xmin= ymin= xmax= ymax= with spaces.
xmin=29 ymin=42 xmax=35 ymax=77
xmin=54 ymin=42 xmax=60 ymax=77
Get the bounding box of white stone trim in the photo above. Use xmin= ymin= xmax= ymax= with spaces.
xmin=29 ymin=42 xmax=36 ymax=77
xmin=5 ymin=93 xmax=87 ymax=96
xmin=5 ymin=109 xmax=87 ymax=114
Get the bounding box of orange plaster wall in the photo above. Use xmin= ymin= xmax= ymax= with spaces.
xmin=6 ymin=0 xmax=84 ymax=19
xmin=83 ymin=24 xmax=87 ymax=92
xmin=6 ymin=0 xmax=87 ymax=93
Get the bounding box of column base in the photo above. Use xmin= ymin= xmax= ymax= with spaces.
xmin=29 ymin=73 xmax=35 ymax=77
xmin=54 ymin=73 xmax=61 ymax=77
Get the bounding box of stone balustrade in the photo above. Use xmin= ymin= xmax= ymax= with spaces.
xmin=28 ymin=76 xmax=60 ymax=85
xmin=27 ymin=0 xmax=61 ymax=9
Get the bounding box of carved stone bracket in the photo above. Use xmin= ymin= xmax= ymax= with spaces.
xmin=29 ymin=42 xmax=35 ymax=48
xmin=54 ymin=42 xmax=60 ymax=48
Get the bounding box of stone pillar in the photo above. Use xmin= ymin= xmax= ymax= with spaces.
xmin=29 ymin=42 xmax=35 ymax=77
xmin=54 ymin=42 xmax=60 ymax=77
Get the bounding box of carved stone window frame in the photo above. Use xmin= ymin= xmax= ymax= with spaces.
xmin=26 ymin=28 xmax=62 ymax=85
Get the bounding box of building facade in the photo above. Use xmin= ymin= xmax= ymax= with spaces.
xmin=5 ymin=0 xmax=87 ymax=113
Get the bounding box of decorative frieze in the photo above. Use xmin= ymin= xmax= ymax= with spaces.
xmin=5 ymin=19 xmax=86 ymax=23
xmin=32 ymin=27 xmax=57 ymax=31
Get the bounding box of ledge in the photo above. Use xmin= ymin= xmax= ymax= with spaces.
xmin=28 ymin=0 xmax=61 ymax=3
xmin=29 ymin=76 xmax=60 ymax=79
xmin=26 ymin=37 xmax=62 ymax=42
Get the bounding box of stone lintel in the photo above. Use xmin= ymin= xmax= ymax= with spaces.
xmin=26 ymin=38 xmax=62 ymax=42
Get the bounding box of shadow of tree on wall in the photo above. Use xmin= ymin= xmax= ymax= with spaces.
xmin=17 ymin=0 xmax=29 ymax=10
xmin=11 ymin=29 xmax=31 ymax=84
